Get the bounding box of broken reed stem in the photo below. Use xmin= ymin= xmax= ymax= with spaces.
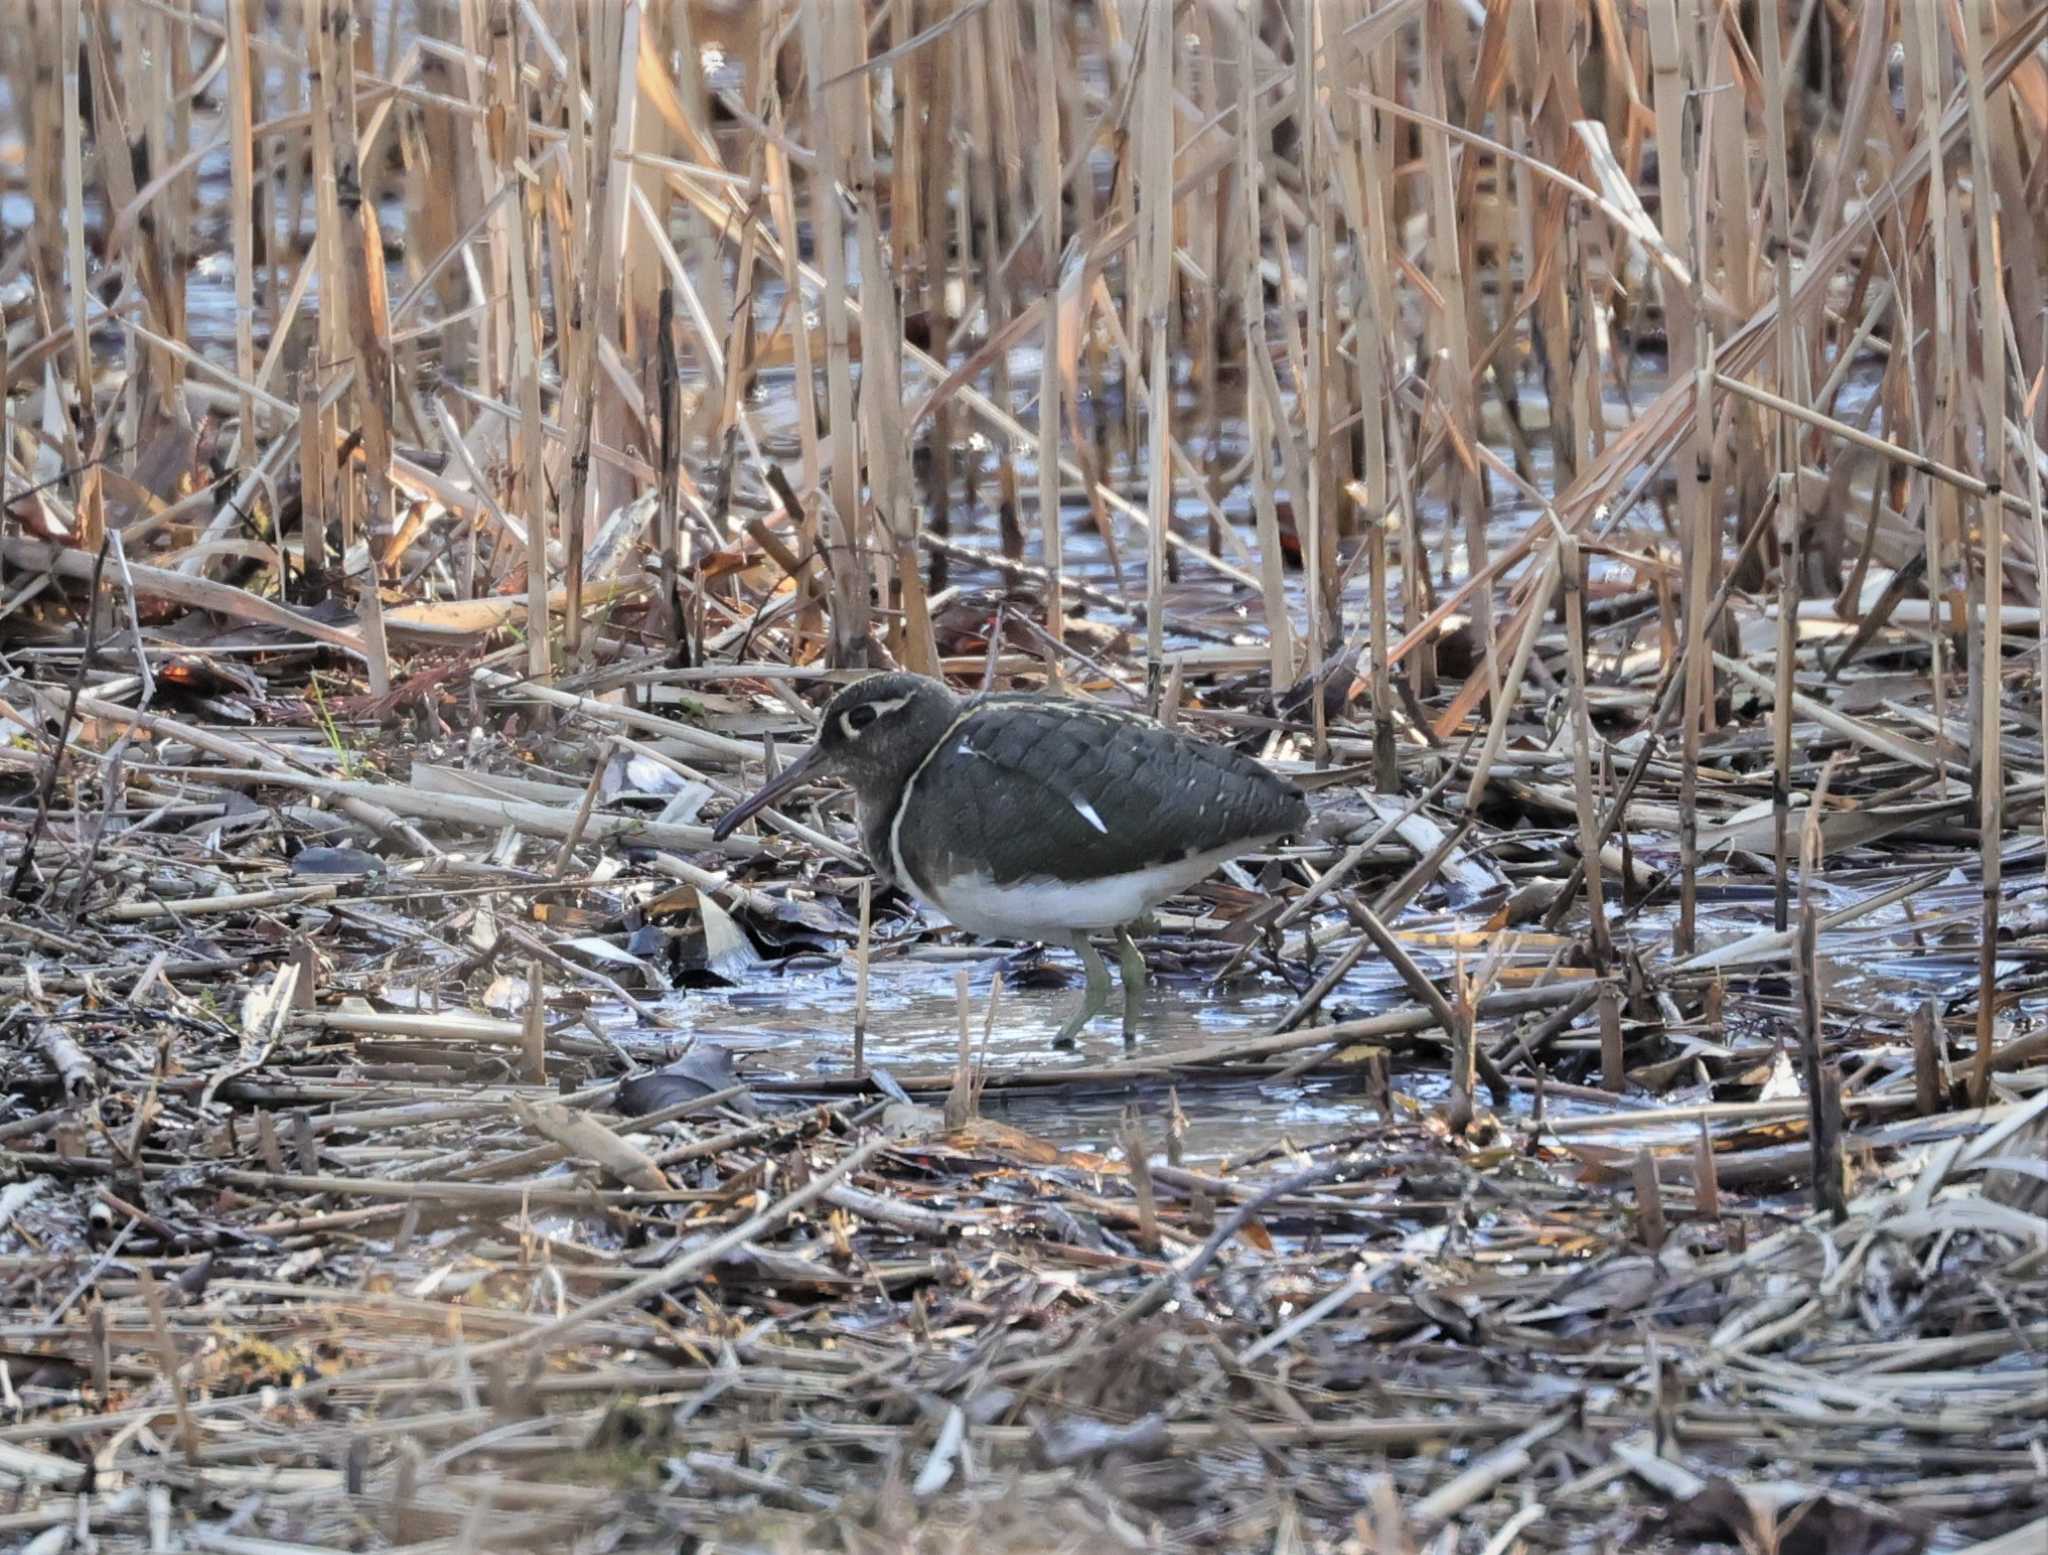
xmin=551 ymin=738 xmax=612 ymax=877
xmin=1447 ymin=959 xmax=1475 ymax=1138
xmin=1913 ymin=1001 xmax=1945 ymax=1116
xmin=1367 ymin=500 xmax=1397 ymax=792
xmin=944 ymin=969 xmax=975 ymax=1130
xmin=1692 ymin=1117 xmax=1721 ymax=1221
xmin=521 ymin=962 xmax=546 ymax=1084
xmin=853 ymin=877 xmax=871 ymax=1081
xmin=137 ymin=1266 xmax=201 ymax=1463
xmin=1122 ymin=1107 xmax=1160 ymax=1256
xmin=1598 ymin=986 xmax=1626 ymax=1096
xmin=1631 ymin=1148 xmax=1666 ymax=1251
xmin=1799 ymin=754 xmax=1848 ymax=1223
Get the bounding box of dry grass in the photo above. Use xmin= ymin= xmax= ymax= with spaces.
xmin=0 ymin=2 xmax=2046 ymax=1551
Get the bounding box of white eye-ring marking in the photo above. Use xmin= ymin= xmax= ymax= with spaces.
xmin=839 ymin=694 xmax=913 ymax=740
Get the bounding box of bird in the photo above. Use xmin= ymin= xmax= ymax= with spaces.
xmin=711 ymin=672 xmax=1308 ymax=1046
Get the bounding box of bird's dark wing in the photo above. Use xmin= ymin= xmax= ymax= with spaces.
xmin=895 ymin=699 xmax=1306 ymax=889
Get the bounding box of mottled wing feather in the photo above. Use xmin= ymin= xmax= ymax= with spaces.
xmin=898 ymin=700 xmax=1306 ymax=891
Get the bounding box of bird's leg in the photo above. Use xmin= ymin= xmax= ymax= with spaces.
xmin=1115 ymin=926 xmax=1147 ymax=1040
xmin=1053 ymin=932 xmax=1113 ymax=1047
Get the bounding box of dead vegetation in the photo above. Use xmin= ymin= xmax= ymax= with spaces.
xmin=0 ymin=0 xmax=2045 ymax=1551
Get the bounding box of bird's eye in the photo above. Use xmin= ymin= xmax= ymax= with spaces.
xmin=843 ymin=704 xmax=880 ymax=735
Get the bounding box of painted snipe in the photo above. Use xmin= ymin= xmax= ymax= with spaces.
xmin=712 ymin=673 xmax=1308 ymax=1045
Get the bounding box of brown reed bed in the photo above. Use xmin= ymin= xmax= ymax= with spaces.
xmin=0 ymin=1 xmax=2045 ymax=1551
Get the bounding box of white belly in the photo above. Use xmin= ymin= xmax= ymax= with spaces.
xmin=915 ymin=843 xmax=1261 ymax=941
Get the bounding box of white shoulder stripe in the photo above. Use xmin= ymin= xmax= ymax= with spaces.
xmin=1071 ymin=794 xmax=1109 ymax=833
xmin=886 ymin=707 xmax=979 ymax=892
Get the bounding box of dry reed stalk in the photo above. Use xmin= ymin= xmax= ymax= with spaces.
xmin=1333 ymin=22 xmax=1387 ymax=623
xmin=1514 ymin=8 xmax=1577 ymax=492
xmin=978 ymin=2 xmax=1023 ymax=565
xmin=759 ymin=79 xmax=822 ymax=657
xmin=1183 ymin=0 xmax=1220 ymax=540
xmin=2027 ymin=375 xmax=2048 ymax=856
xmin=485 ymin=1 xmax=551 ymax=681
xmin=554 ymin=0 xmax=610 ymax=658
xmin=308 ymin=0 xmax=394 ymax=694
xmin=1912 ymin=0 xmax=1958 ymax=798
xmin=1367 ymin=496 xmax=1395 ymax=792
xmin=713 ymin=150 xmax=769 ymax=562
xmin=0 ymin=274 xmax=10 ymax=479
xmin=918 ymin=8 xmax=956 ymax=596
xmin=625 ymin=10 xmax=674 ymax=411
xmin=60 ymin=0 xmax=100 ymax=554
xmin=801 ymin=2 xmax=869 ymax=668
xmin=535 ymin=39 xmax=576 ymax=440
xmin=657 ymin=292 xmax=688 ymax=652
xmin=1559 ymin=532 xmax=1610 ymax=971
xmin=847 ymin=13 xmax=930 ymax=676
xmin=160 ymin=6 xmax=192 ymax=389
xmin=451 ymin=5 xmax=499 ymax=438
xmin=1798 ymin=756 xmax=1847 ymax=1224
xmin=884 ymin=0 xmax=919 ymax=288
xmin=1033 ymin=0 xmax=1064 ymax=683
xmin=19 ymin=3 xmax=62 ymax=330
xmin=87 ymin=8 xmax=167 ymax=419
xmin=226 ymin=0 xmax=258 ymax=456
xmin=1363 ymin=26 xmax=1428 ymax=707
xmin=303 ymin=0 xmax=350 ymax=568
xmin=1646 ymin=0 xmax=1707 ymax=955
xmin=1139 ymin=0 xmax=1174 ymax=710
xmin=522 ymin=961 xmax=545 ymax=1084
xmin=1295 ymin=0 xmax=1330 ymax=759
xmin=1964 ymin=0 xmax=2006 ymax=1106
xmin=853 ymin=876 xmax=870 ymax=1081
xmin=592 ymin=3 xmax=644 ymax=535
xmin=1239 ymin=34 xmax=1295 ymax=699
xmin=1417 ymin=2 xmax=1487 ymax=681
xmin=297 ymin=370 xmax=327 ymax=603
xmin=1760 ymin=0 xmax=1800 ymax=938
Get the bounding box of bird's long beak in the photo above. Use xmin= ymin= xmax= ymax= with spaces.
xmin=710 ymin=743 xmax=829 ymax=842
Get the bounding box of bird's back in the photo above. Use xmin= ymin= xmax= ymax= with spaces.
xmin=889 ymin=696 xmax=1305 ymax=914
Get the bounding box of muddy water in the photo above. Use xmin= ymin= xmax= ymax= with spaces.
xmin=643 ymin=857 xmax=1995 ymax=1161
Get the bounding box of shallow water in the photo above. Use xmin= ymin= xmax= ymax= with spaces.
xmin=618 ymin=848 xmax=2031 ymax=1162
